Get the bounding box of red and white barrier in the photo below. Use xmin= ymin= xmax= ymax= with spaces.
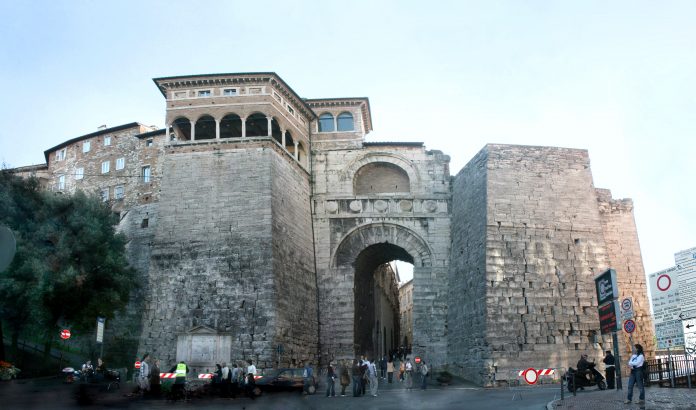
xmin=160 ymin=373 xmax=177 ymax=379
xmin=518 ymin=368 xmax=555 ymax=376
xmin=198 ymin=373 xmax=213 ymax=379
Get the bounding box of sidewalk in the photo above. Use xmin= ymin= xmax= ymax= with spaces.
xmin=548 ymin=386 xmax=696 ymax=409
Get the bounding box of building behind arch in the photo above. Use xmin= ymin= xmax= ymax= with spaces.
xmin=10 ymin=72 xmax=654 ymax=385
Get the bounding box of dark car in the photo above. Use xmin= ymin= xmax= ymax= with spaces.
xmin=255 ymin=368 xmax=318 ymax=394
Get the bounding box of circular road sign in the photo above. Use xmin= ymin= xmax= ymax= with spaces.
xmin=414 ymin=357 xmax=421 ymax=364
xmin=621 ymin=298 xmax=632 ymax=312
xmin=523 ymin=368 xmax=538 ymax=385
xmin=623 ymin=319 xmax=636 ymax=334
xmin=134 ymin=361 xmax=141 ymax=369
xmin=60 ymin=329 xmax=71 ymax=340
xmin=657 ymin=274 xmax=672 ymax=291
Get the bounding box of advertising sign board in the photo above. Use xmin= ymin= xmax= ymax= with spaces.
xmin=598 ymin=300 xmax=621 ymax=335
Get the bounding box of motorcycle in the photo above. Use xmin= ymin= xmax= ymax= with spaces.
xmin=565 ymin=363 xmax=607 ymax=392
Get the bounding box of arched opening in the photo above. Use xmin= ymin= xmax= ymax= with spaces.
xmin=318 ymin=113 xmax=335 ymax=132
xmin=271 ymin=118 xmax=282 ymax=144
xmin=246 ymin=113 xmax=268 ymax=137
xmin=172 ymin=117 xmax=192 ymax=141
xmin=195 ymin=115 xmax=216 ymax=140
xmin=337 ymin=112 xmax=354 ymax=131
xmin=296 ymin=142 xmax=306 ymax=163
xmin=220 ymin=114 xmax=242 ymax=139
xmin=353 ymin=243 xmax=410 ymax=360
xmin=354 ymin=162 xmax=411 ymax=195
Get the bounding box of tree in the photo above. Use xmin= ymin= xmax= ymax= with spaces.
xmin=0 ymin=171 xmax=136 ymax=359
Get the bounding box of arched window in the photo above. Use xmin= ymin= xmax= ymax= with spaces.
xmin=173 ymin=117 xmax=191 ymax=141
xmin=318 ymin=113 xmax=335 ymax=132
xmin=285 ymin=130 xmax=295 ymax=152
xmin=297 ymin=142 xmax=306 ymax=163
xmin=246 ymin=113 xmax=268 ymax=137
xmin=220 ymin=114 xmax=242 ymax=139
xmin=337 ymin=112 xmax=354 ymax=131
xmin=354 ymin=162 xmax=410 ymax=195
xmin=271 ymin=118 xmax=282 ymax=144
xmin=195 ymin=115 xmax=216 ymax=140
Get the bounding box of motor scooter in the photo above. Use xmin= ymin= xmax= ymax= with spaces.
xmin=565 ymin=363 xmax=607 ymax=392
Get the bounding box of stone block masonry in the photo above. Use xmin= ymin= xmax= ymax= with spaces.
xmin=138 ymin=142 xmax=318 ymax=370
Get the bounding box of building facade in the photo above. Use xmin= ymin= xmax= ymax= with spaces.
xmin=14 ymin=72 xmax=655 ymax=385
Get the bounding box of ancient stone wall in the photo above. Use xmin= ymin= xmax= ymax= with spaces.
xmin=269 ymin=149 xmax=319 ymax=366
xmin=448 ymin=148 xmax=490 ymax=384
xmin=139 ymin=144 xmax=277 ymax=370
xmin=597 ymin=189 xmax=655 ymax=363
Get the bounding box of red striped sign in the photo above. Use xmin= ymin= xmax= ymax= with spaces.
xmin=160 ymin=373 xmax=177 ymax=379
xmin=517 ymin=368 xmax=555 ymax=376
xmin=198 ymin=373 xmax=213 ymax=379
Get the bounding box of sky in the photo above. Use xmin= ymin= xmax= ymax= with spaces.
xmin=0 ymin=1 xmax=694 ymax=282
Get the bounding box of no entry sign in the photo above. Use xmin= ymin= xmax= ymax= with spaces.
xmin=414 ymin=357 xmax=421 ymax=364
xmin=60 ymin=329 xmax=71 ymax=340
xmin=134 ymin=361 xmax=141 ymax=369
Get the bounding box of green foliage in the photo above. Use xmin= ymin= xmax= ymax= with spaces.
xmin=0 ymin=171 xmax=136 ymax=343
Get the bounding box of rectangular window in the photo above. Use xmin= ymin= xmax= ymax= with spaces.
xmin=104 ymin=136 xmax=111 ymax=146
xmin=75 ymin=167 xmax=84 ymax=180
xmin=56 ymin=148 xmax=66 ymax=161
xmin=249 ymin=87 xmax=262 ymax=94
xmin=223 ymin=88 xmax=238 ymax=96
xmin=273 ymin=91 xmax=281 ymax=102
xmin=101 ymin=161 xmax=110 ymax=174
xmin=116 ymin=157 xmax=125 ymax=170
xmin=142 ymin=166 xmax=151 ymax=183
xmin=114 ymin=185 xmax=124 ymax=200
xmin=83 ymin=141 xmax=91 ymax=153
xmin=287 ymin=105 xmax=295 ymax=115
xmin=197 ymin=90 xmax=211 ymax=97
xmin=100 ymin=188 xmax=109 ymax=202
xmin=173 ymin=91 xmax=187 ymax=98
xmin=146 ymin=139 xmax=153 ymax=147
xmin=58 ymin=175 xmax=65 ymax=190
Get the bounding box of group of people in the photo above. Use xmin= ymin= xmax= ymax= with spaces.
xmin=324 ymin=355 xmax=428 ymax=398
xmin=135 ymin=353 xmax=162 ymax=397
xmin=577 ymin=343 xmax=647 ymax=405
xmin=211 ymin=359 xmax=258 ymax=399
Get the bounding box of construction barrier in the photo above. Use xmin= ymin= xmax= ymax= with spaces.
xmin=159 ymin=373 xmax=176 ymax=379
xmin=509 ymin=368 xmax=562 ymax=401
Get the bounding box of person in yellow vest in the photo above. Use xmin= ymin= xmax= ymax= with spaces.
xmin=169 ymin=361 xmax=189 ymax=399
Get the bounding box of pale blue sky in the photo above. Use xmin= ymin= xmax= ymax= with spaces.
xmin=1 ymin=1 xmax=694 ymax=277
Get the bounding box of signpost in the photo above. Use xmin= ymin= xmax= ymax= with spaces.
xmin=96 ymin=317 xmax=105 ymax=359
xmin=649 ymin=267 xmax=684 ymax=349
xmin=60 ymin=329 xmax=71 ymax=340
xmin=620 ymin=297 xmax=634 ymax=320
xmin=594 ymin=269 xmax=622 ymax=390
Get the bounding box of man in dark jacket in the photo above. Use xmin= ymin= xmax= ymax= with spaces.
xmin=603 ymin=350 xmax=616 ymax=389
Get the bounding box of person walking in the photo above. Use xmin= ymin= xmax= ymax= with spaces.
xmin=169 ymin=361 xmax=189 ymax=400
xmin=221 ymin=362 xmax=230 ymax=397
xmin=351 ymin=359 xmax=361 ymax=397
xmin=246 ymin=359 xmax=257 ymax=399
xmin=368 ymin=358 xmax=379 ymax=397
xmin=399 ymin=360 xmax=405 ymax=382
xmin=419 ymin=359 xmax=429 ymax=390
xmin=230 ymin=363 xmax=240 ymax=398
xmin=139 ymin=354 xmax=151 ymax=393
xmin=603 ymin=350 xmax=615 ymax=389
xmin=326 ymin=362 xmax=336 ymax=397
xmin=302 ymin=361 xmax=314 ymax=395
xmin=149 ymin=359 xmax=161 ymax=398
xmin=625 ymin=344 xmax=646 ymax=405
xmin=387 ymin=358 xmax=394 ymax=383
xmin=404 ymin=358 xmax=414 ymax=390
xmin=340 ymin=361 xmax=351 ymax=396
xmin=380 ymin=356 xmax=387 ymax=379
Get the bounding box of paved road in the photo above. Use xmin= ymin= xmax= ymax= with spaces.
xmin=0 ymin=377 xmax=558 ymax=409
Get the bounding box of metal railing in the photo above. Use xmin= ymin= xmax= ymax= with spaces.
xmin=645 ymin=356 xmax=696 ymax=388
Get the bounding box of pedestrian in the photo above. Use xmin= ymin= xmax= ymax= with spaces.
xmin=360 ymin=358 xmax=368 ymax=395
xmin=139 ymin=353 xmax=151 ymax=393
xmin=169 ymin=361 xmax=189 ymax=400
xmin=230 ymin=363 xmax=240 ymax=398
xmin=603 ymin=350 xmax=615 ymax=389
xmin=302 ymin=361 xmax=314 ymax=395
xmin=380 ymin=356 xmax=387 ymax=379
xmin=340 ymin=361 xmax=351 ymax=396
xmin=246 ymin=359 xmax=257 ymax=399
xmin=221 ymin=362 xmax=230 ymax=397
xmin=368 ymin=358 xmax=378 ymax=397
xmin=387 ymin=358 xmax=394 ymax=383
xmin=326 ymin=362 xmax=336 ymax=397
xmin=351 ymin=359 xmax=361 ymax=397
xmin=625 ymin=344 xmax=645 ymax=405
xmin=399 ymin=360 xmax=405 ymax=382
xmin=404 ymin=357 xmax=413 ymax=390
xmin=149 ymin=359 xmax=161 ymax=398
xmin=419 ymin=359 xmax=429 ymax=390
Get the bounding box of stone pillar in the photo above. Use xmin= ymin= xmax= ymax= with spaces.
xmin=281 ymin=129 xmax=286 ymax=147
xmin=293 ymin=141 xmax=299 ymax=160
xmin=215 ymin=119 xmax=220 ymax=139
xmin=165 ymin=124 xmax=170 ymax=141
xmin=190 ymin=120 xmax=196 ymax=141
xmin=267 ymin=116 xmax=273 ymax=138
xmin=241 ymin=117 xmax=246 ymax=138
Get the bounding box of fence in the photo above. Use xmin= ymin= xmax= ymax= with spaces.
xmin=645 ymin=355 xmax=696 ymax=388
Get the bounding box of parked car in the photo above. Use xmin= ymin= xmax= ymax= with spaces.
xmin=254 ymin=368 xmax=318 ymax=394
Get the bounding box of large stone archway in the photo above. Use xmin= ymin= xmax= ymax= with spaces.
xmin=316 ymin=222 xmax=447 ymax=366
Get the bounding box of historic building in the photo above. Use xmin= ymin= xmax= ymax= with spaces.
xmin=13 ymin=72 xmax=655 ymax=385
xmin=399 ymin=280 xmax=414 ymax=348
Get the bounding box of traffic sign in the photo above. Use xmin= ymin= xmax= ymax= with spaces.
xmin=623 ymin=319 xmax=636 ymax=334
xmin=649 ymin=267 xmax=681 ymax=323
xmin=414 ymin=357 xmax=421 ymax=364
xmin=523 ymin=368 xmax=538 ymax=385
xmin=621 ymin=297 xmax=634 ymax=320
xmin=134 ymin=361 xmax=141 ymax=369
xmin=60 ymin=329 xmax=71 ymax=340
